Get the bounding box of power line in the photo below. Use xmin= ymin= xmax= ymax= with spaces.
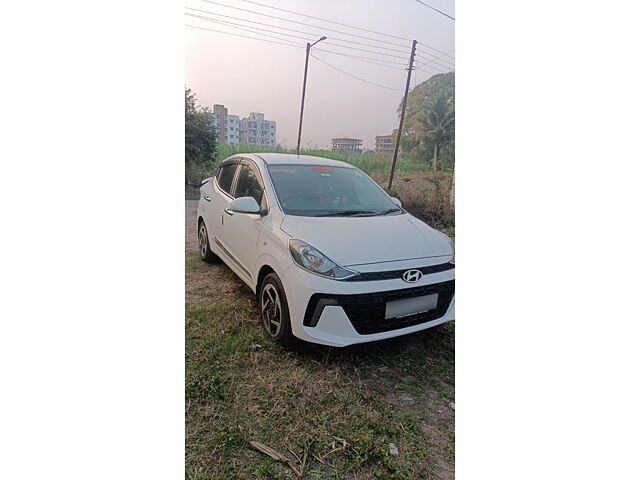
xmin=414 ymin=53 xmax=454 ymax=70
xmin=232 ymin=0 xmax=454 ymax=64
xmin=194 ymin=1 xmax=454 ymax=70
xmin=187 ymin=13 xmax=307 ymax=45
xmin=417 ymin=46 xmax=455 ymax=60
xmin=415 ymin=64 xmax=447 ymax=76
xmin=198 ymin=0 xmax=413 ymax=49
xmin=236 ymin=0 xmax=413 ymax=42
xmin=185 ymin=7 xmax=412 ymax=55
xmin=415 ymin=0 xmax=455 ymax=20
xmin=414 ymin=59 xmax=447 ymax=74
xmin=186 ymin=12 xmax=410 ymax=61
xmin=416 ymin=49 xmax=455 ymax=72
xmin=415 ymin=48 xmax=455 ymax=66
xmin=414 ymin=61 xmax=445 ymax=74
xmin=185 ymin=24 xmax=302 ymax=48
xmin=416 ymin=58 xmax=452 ymax=72
xmin=186 ymin=21 xmax=404 ymax=71
xmin=324 ymin=55 xmax=406 ymax=72
xmin=188 ymin=12 xmax=311 ymax=42
xmin=310 ymin=53 xmax=403 ymax=92
xmin=314 ymin=48 xmax=406 ymax=68
xmin=324 ymin=43 xmax=405 ymax=61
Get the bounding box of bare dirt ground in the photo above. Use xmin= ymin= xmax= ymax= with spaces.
xmin=186 ymin=200 xmax=199 ymax=251
xmin=185 ymin=198 xmax=455 ymax=479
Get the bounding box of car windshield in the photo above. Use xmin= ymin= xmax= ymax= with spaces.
xmin=267 ymin=164 xmax=402 ymax=217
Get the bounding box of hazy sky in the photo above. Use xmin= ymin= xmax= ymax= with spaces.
xmin=185 ymin=0 xmax=454 ymax=150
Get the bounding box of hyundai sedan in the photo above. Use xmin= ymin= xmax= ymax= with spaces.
xmin=197 ymin=153 xmax=454 ymax=347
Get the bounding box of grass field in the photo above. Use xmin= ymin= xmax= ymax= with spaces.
xmin=185 ymin=198 xmax=455 ymax=479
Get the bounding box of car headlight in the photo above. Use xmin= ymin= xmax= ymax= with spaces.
xmin=447 ymin=237 xmax=455 ymax=265
xmin=289 ymin=239 xmax=355 ymax=279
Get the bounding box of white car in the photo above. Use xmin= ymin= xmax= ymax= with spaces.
xmin=197 ymin=153 xmax=454 ymax=347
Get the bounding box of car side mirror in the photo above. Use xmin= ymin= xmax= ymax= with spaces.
xmin=390 ymin=197 xmax=402 ymax=208
xmin=229 ymin=196 xmax=263 ymax=214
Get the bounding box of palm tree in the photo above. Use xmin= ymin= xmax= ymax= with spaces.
xmin=418 ymin=93 xmax=455 ymax=171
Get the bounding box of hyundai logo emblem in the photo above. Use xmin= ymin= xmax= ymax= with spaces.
xmin=402 ymin=269 xmax=423 ymax=283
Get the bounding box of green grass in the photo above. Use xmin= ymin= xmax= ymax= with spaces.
xmin=215 ymin=143 xmax=429 ymax=176
xmin=185 ymin=246 xmax=455 ymax=479
xmin=186 ymin=193 xmax=200 ymax=201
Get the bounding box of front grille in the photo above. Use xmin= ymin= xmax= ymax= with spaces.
xmin=303 ymin=279 xmax=454 ymax=335
xmin=345 ymin=262 xmax=454 ymax=281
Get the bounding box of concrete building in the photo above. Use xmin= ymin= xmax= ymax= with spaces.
xmin=211 ymin=104 xmax=228 ymax=142
xmin=239 ymin=112 xmax=276 ymax=147
xmin=225 ymin=114 xmax=240 ymax=145
xmin=209 ymin=104 xmax=240 ymax=146
xmin=375 ymin=135 xmax=395 ymax=155
xmin=331 ymin=137 xmax=362 ymax=155
xmin=209 ymin=106 xmax=277 ymax=147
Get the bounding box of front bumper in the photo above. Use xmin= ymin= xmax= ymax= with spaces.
xmin=281 ymin=261 xmax=455 ymax=347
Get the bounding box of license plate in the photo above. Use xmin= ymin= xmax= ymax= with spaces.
xmin=385 ymin=294 xmax=438 ymax=319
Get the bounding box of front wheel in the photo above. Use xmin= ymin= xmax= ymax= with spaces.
xmin=259 ymin=273 xmax=296 ymax=347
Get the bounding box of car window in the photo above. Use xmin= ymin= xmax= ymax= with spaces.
xmin=234 ymin=165 xmax=264 ymax=205
xmin=217 ymin=163 xmax=238 ymax=195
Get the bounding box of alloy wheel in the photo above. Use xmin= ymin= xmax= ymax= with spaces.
xmin=261 ymin=284 xmax=282 ymax=337
xmin=198 ymin=224 xmax=208 ymax=258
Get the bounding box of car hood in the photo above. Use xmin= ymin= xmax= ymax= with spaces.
xmin=280 ymin=213 xmax=452 ymax=267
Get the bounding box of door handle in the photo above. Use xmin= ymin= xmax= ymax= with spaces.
xmin=224 ymin=207 xmax=234 ymax=216
xmin=204 ymin=195 xmax=211 ymax=202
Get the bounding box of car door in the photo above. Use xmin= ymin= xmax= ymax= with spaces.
xmin=217 ymin=160 xmax=267 ymax=281
xmin=203 ymin=160 xmax=240 ymax=248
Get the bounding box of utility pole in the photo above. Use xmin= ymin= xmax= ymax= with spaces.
xmin=296 ymin=36 xmax=327 ymax=155
xmin=388 ymin=40 xmax=417 ymax=190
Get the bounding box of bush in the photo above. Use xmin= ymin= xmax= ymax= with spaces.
xmin=390 ymin=175 xmax=454 ymax=237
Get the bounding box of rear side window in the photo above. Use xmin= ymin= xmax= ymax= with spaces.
xmin=234 ymin=165 xmax=264 ymax=205
xmin=217 ymin=163 xmax=238 ymax=195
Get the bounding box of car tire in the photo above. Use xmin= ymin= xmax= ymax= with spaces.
xmin=198 ymin=221 xmax=218 ymax=264
xmin=259 ymin=273 xmax=296 ymax=347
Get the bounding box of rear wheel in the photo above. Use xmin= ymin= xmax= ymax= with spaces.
xmin=198 ymin=221 xmax=218 ymax=264
xmin=259 ymin=273 xmax=296 ymax=347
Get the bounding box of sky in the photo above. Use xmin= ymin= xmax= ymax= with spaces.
xmin=185 ymin=0 xmax=454 ymax=150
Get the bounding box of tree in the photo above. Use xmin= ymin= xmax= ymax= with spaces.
xmin=399 ymin=72 xmax=455 ymax=171
xmin=421 ymin=92 xmax=454 ymax=171
xmin=185 ymin=88 xmax=217 ymax=181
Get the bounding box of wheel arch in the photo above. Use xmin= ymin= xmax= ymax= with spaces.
xmin=256 ymin=264 xmax=276 ymax=297
xmin=254 ymin=249 xmax=293 ymax=293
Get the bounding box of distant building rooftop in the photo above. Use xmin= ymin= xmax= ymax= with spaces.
xmin=331 ymin=137 xmax=363 ymax=155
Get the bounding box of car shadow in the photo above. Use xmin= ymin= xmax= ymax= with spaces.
xmin=287 ymin=322 xmax=455 ymax=376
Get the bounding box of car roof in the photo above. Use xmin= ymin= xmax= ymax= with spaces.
xmin=226 ymin=152 xmax=356 ymax=169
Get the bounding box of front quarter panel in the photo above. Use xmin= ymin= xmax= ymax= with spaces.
xmin=254 ymin=213 xmax=293 ymax=292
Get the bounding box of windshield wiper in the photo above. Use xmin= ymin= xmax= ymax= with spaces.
xmin=376 ymin=207 xmax=402 ymax=215
xmin=316 ymin=210 xmax=378 ymax=217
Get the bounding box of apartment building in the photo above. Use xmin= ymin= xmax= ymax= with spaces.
xmin=239 ymin=112 xmax=277 ymax=147
xmin=375 ymin=135 xmax=395 ymax=155
xmin=209 ymin=104 xmax=240 ymax=145
xmin=331 ymin=137 xmax=362 ymax=155
xmin=225 ymin=115 xmax=240 ymax=145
